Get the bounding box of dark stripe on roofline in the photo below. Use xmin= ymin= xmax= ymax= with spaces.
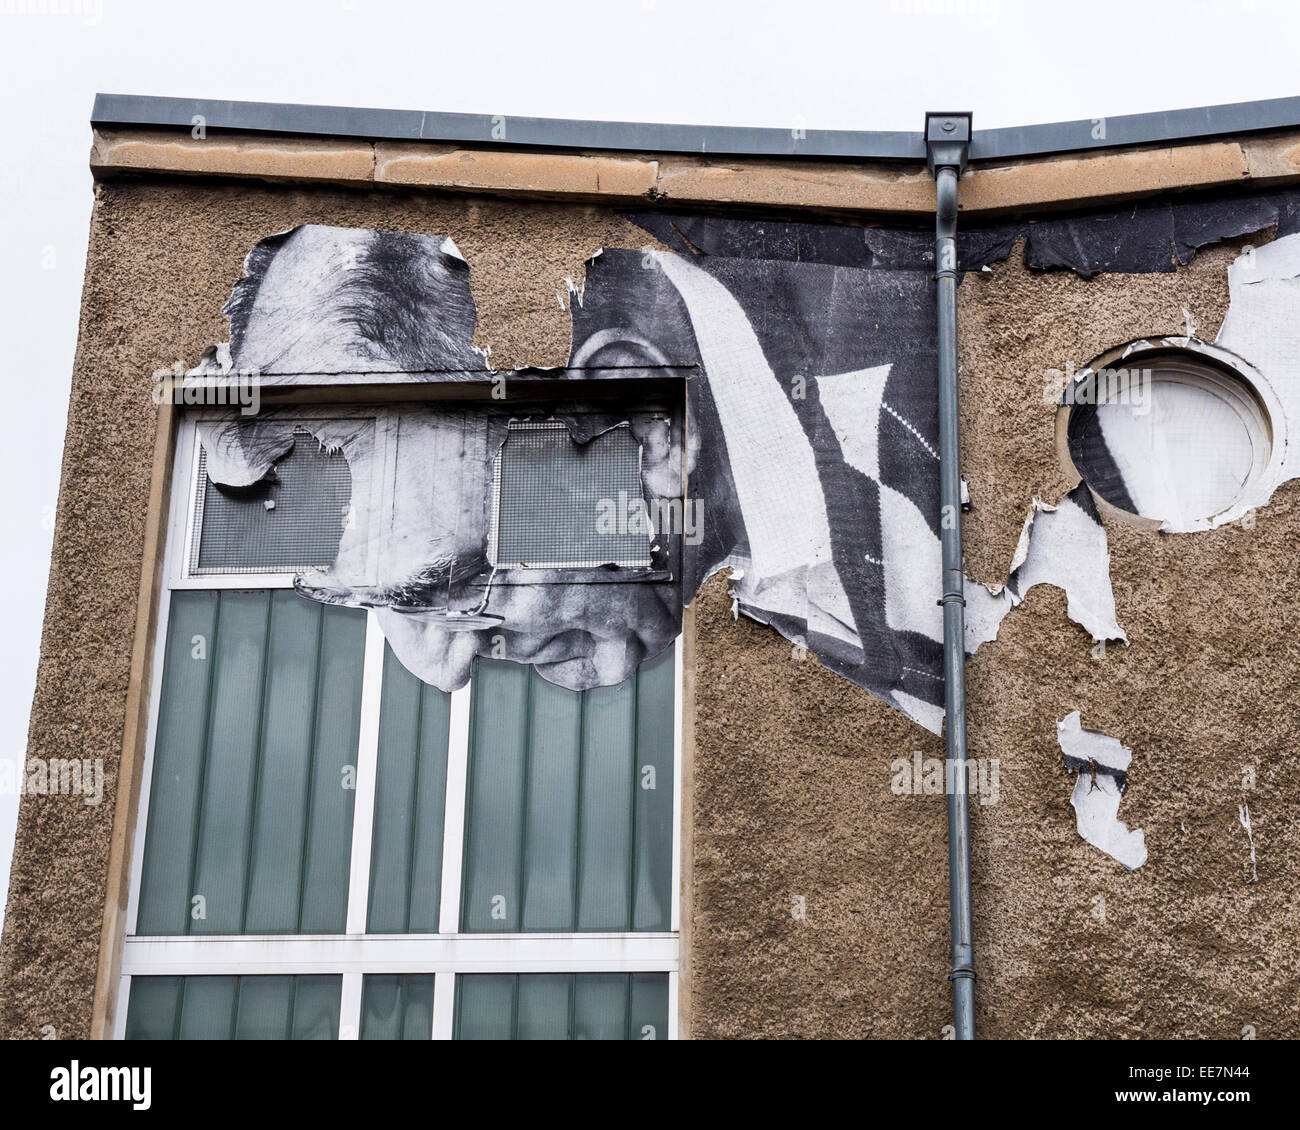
xmin=92 ymin=92 xmax=1300 ymax=163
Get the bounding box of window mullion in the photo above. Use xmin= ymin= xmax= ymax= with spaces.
xmin=437 ymin=683 xmax=472 ymax=934
xmin=344 ymin=613 xmax=386 ymax=934
xmin=431 ymin=971 xmax=455 ymax=1039
xmin=339 ymin=972 xmax=363 ymax=1040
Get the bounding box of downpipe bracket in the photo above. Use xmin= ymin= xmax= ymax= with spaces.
xmin=925 ymin=111 xmax=971 ymax=175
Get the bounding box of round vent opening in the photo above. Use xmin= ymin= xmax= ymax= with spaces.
xmin=1064 ymin=346 xmax=1273 ymax=529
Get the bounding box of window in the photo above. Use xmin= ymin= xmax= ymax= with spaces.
xmin=124 ymin=976 xmax=342 ymax=1041
xmin=190 ymin=427 xmax=353 ymax=575
xmin=179 ymin=409 xmax=385 ymax=587
xmin=454 ymin=973 xmax=669 ymax=1041
xmin=1063 ymin=344 xmax=1275 ymax=529
xmin=490 ymin=420 xmax=652 ymax=569
xmin=119 ymin=409 xmax=681 ymax=1040
xmin=359 ymin=974 xmax=434 ymax=1040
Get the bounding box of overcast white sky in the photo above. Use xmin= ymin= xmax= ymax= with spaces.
xmin=0 ymin=0 xmax=1296 ymax=930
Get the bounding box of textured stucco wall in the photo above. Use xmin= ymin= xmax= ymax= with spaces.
xmin=688 ymin=231 xmax=1300 ymax=1039
xmin=3 ymin=175 xmax=1297 ymax=1040
xmin=954 ymin=235 xmax=1300 ymax=1039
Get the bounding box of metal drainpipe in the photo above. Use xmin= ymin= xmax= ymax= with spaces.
xmin=925 ymin=111 xmax=976 ymax=1040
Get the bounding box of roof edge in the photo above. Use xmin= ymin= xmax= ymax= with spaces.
xmin=91 ymin=92 xmax=1300 ymax=164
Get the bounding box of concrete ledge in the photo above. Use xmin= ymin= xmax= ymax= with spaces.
xmin=92 ymin=128 xmax=375 ymax=184
xmin=1242 ymin=133 xmax=1300 ymax=182
xmin=654 ymin=156 xmax=935 ymax=214
xmin=959 ymin=140 xmax=1250 ymax=215
xmin=90 ymin=126 xmax=1300 ymax=217
xmin=375 ymin=142 xmax=658 ymax=199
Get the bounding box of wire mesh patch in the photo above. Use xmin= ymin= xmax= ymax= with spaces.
xmin=490 ymin=421 xmax=652 ymax=569
xmin=191 ymin=428 xmax=353 ymax=575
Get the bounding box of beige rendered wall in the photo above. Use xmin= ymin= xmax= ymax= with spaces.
xmin=690 ymin=233 xmax=1300 ymax=1039
xmin=2 ymin=173 xmax=1297 ymax=1039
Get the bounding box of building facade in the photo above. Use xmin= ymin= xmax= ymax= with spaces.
xmin=3 ymin=95 xmax=1300 ymax=1039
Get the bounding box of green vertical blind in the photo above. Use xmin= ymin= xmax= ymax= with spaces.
xmin=367 ymin=645 xmax=451 ymax=933
xmin=360 ymin=974 xmax=435 ymax=1039
xmin=125 ymin=975 xmax=341 ymax=1039
xmin=135 ymin=590 xmax=366 ymax=936
xmin=454 ymin=973 xmax=669 ymax=1040
xmin=460 ymin=647 xmax=675 ymax=933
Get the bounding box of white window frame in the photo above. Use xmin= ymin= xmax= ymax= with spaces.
xmin=174 ymin=406 xmax=392 ymax=590
xmin=116 ymin=408 xmax=682 ymax=1040
xmin=488 ymin=419 xmax=653 ymax=570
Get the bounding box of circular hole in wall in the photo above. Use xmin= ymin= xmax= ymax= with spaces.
xmin=1065 ymin=348 xmax=1273 ymax=528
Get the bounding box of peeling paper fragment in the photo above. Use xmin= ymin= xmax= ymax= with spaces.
xmin=1057 ymin=710 xmax=1147 ymax=870
xmin=1026 ymin=201 xmax=1177 ymax=279
xmin=624 ymin=210 xmax=1021 ymax=273
xmin=190 ymin=226 xmax=691 ymax=695
xmin=628 ymin=190 xmax=1300 ymax=279
xmin=574 ymin=244 xmax=954 ymax=730
xmin=195 ymin=418 xmax=296 ymax=488
xmin=1207 ymin=232 xmax=1300 ymax=524
xmin=1024 ymin=190 xmax=1297 ymax=278
xmin=964 ymin=486 xmax=1128 ymax=653
xmin=194 ymin=224 xmax=488 ymax=377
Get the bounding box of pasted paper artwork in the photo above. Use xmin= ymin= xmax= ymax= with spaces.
xmin=191 ymin=223 xmax=1128 ymax=733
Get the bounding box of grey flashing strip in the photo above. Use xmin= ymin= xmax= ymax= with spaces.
xmin=976 ymin=95 xmax=1300 ymax=160
xmin=92 ymin=92 xmax=1300 ymax=163
xmin=91 ymin=93 xmax=923 ymax=160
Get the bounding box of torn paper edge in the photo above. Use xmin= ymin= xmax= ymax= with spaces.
xmin=1057 ymin=710 xmax=1147 ymax=871
xmin=965 ymin=489 xmax=1127 ymax=655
